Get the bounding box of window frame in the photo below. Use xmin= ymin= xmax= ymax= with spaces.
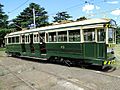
xmin=33 ymin=32 xmax=39 ymax=43
xmin=83 ymin=28 xmax=96 ymax=42
xmin=68 ymin=29 xmax=81 ymax=42
xmin=108 ymin=28 xmax=116 ymax=44
xmin=25 ymin=34 xmax=30 ymax=44
xmin=48 ymin=32 xmax=57 ymax=42
xmin=97 ymin=28 xmax=106 ymax=43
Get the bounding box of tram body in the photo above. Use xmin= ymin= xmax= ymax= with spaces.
xmin=5 ymin=18 xmax=116 ymax=68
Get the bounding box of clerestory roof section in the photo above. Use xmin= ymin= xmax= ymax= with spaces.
xmin=6 ymin=18 xmax=115 ymax=37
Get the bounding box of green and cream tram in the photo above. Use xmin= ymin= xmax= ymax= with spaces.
xmin=5 ymin=18 xmax=117 ymax=68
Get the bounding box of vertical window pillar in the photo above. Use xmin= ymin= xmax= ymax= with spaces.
xmin=67 ymin=30 xmax=69 ymax=42
xmin=20 ymin=35 xmax=22 ymax=43
xmin=45 ymin=33 xmax=47 ymax=42
xmin=7 ymin=38 xmax=8 ymax=44
xmin=80 ymin=27 xmax=84 ymax=43
xmin=115 ymin=29 xmax=116 ymax=44
xmin=106 ymin=27 xmax=108 ymax=44
xmin=95 ymin=29 xmax=97 ymax=42
xmin=56 ymin=32 xmax=58 ymax=42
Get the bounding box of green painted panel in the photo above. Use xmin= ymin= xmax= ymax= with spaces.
xmin=96 ymin=43 xmax=106 ymax=59
xmin=83 ymin=42 xmax=96 ymax=59
xmin=46 ymin=43 xmax=83 ymax=59
xmin=5 ymin=42 xmax=108 ymax=65
xmin=21 ymin=44 xmax=40 ymax=57
xmin=6 ymin=44 xmax=21 ymax=53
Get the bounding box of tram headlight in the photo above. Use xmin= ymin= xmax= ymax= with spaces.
xmin=107 ymin=48 xmax=114 ymax=53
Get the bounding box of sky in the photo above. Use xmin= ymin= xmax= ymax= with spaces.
xmin=1 ymin=0 xmax=120 ymax=25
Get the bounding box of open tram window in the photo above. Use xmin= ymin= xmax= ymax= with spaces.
xmin=58 ymin=31 xmax=67 ymax=42
xmin=39 ymin=33 xmax=45 ymax=43
xmin=84 ymin=29 xmax=95 ymax=42
xmin=34 ymin=34 xmax=39 ymax=43
xmin=48 ymin=32 xmax=57 ymax=42
xmin=8 ymin=37 xmax=11 ymax=44
xmin=22 ymin=35 xmax=25 ymax=43
xmin=97 ymin=29 xmax=105 ymax=42
xmin=12 ymin=37 xmax=15 ymax=43
xmin=69 ymin=29 xmax=80 ymax=42
xmin=16 ymin=36 xmax=20 ymax=43
xmin=25 ymin=35 xmax=30 ymax=43
xmin=108 ymin=28 xmax=115 ymax=43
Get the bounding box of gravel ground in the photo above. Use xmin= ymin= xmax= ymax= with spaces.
xmin=0 ymin=46 xmax=120 ymax=90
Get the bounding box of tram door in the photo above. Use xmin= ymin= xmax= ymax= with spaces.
xmin=21 ymin=35 xmax=26 ymax=52
xmin=30 ymin=34 xmax=35 ymax=53
xmin=39 ymin=33 xmax=46 ymax=55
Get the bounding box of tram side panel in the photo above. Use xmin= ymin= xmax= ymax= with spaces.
xmin=6 ymin=44 xmax=21 ymax=56
xmin=46 ymin=43 xmax=84 ymax=59
xmin=83 ymin=42 xmax=106 ymax=65
xmin=46 ymin=42 xmax=107 ymax=65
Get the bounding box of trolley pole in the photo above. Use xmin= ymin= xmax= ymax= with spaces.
xmin=33 ymin=8 xmax=36 ymax=28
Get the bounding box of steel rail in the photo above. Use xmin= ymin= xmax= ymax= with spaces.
xmin=0 ymin=63 xmax=38 ymax=90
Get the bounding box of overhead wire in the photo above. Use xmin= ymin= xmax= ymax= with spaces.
xmin=48 ymin=0 xmax=112 ymax=20
xmin=48 ymin=1 xmax=87 ymax=16
xmin=8 ymin=0 xmax=120 ymax=25
xmin=8 ymin=0 xmax=30 ymax=14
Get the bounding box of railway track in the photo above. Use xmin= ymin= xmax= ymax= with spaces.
xmin=0 ymin=56 xmax=120 ymax=90
xmin=0 ymin=63 xmax=38 ymax=90
xmin=0 ymin=61 xmax=91 ymax=90
xmin=94 ymin=70 xmax=120 ymax=79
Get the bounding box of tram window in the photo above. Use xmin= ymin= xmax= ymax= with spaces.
xmin=12 ymin=37 xmax=15 ymax=43
xmin=25 ymin=35 xmax=29 ymax=43
xmin=46 ymin=33 xmax=48 ymax=42
xmin=84 ymin=29 xmax=95 ymax=41
xmin=34 ymin=34 xmax=39 ymax=42
xmin=108 ymin=28 xmax=115 ymax=43
xmin=22 ymin=35 xmax=25 ymax=43
xmin=40 ymin=33 xmax=45 ymax=42
xmin=97 ymin=29 xmax=105 ymax=42
xmin=16 ymin=36 xmax=19 ymax=43
xmin=28 ymin=35 xmax=29 ymax=42
xmin=49 ymin=32 xmax=57 ymax=42
xmin=69 ymin=29 xmax=80 ymax=42
xmin=8 ymin=38 xmax=11 ymax=43
xmin=37 ymin=34 xmax=39 ymax=42
xmin=58 ymin=31 xmax=67 ymax=42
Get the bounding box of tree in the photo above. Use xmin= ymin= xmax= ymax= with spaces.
xmin=0 ymin=29 xmax=11 ymax=47
xmin=12 ymin=3 xmax=49 ymax=30
xmin=53 ymin=11 xmax=72 ymax=22
xmin=0 ymin=3 xmax=10 ymax=47
xmin=76 ymin=16 xmax=87 ymax=21
xmin=0 ymin=3 xmax=8 ymax=28
xmin=116 ymin=26 xmax=120 ymax=43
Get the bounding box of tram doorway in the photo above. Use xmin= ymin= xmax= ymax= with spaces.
xmin=21 ymin=35 xmax=26 ymax=52
xmin=39 ymin=33 xmax=46 ymax=55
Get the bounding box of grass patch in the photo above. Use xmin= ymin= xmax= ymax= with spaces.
xmin=114 ymin=44 xmax=120 ymax=68
xmin=0 ymin=48 xmax=5 ymax=51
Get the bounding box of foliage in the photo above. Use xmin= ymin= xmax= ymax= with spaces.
xmin=76 ymin=16 xmax=87 ymax=21
xmin=116 ymin=27 xmax=120 ymax=43
xmin=11 ymin=3 xmax=49 ymax=30
xmin=0 ymin=48 xmax=5 ymax=51
xmin=53 ymin=11 xmax=72 ymax=22
xmin=116 ymin=27 xmax=120 ymax=36
xmin=0 ymin=28 xmax=11 ymax=47
xmin=0 ymin=3 xmax=8 ymax=28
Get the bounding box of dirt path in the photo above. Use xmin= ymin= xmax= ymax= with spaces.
xmin=0 ymin=45 xmax=120 ymax=90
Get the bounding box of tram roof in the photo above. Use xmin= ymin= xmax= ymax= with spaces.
xmin=6 ymin=18 xmax=114 ymax=37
